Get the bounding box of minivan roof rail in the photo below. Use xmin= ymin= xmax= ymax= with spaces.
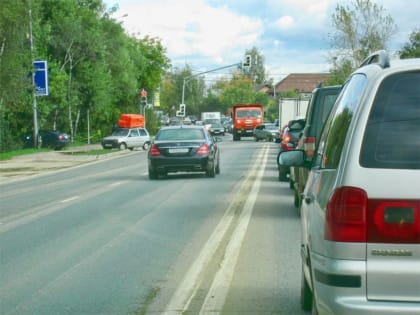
xmin=359 ymin=50 xmax=390 ymax=69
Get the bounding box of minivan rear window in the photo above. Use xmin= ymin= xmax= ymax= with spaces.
xmin=360 ymin=71 xmax=420 ymax=169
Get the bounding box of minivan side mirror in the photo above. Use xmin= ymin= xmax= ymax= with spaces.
xmin=277 ymin=150 xmax=309 ymax=168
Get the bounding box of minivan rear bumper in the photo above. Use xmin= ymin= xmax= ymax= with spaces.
xmin=311 ymin=252 xmax=420 ymax=314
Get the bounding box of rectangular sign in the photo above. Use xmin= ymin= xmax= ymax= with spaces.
xmin=33 ymin=60 xmax=49 ymax=96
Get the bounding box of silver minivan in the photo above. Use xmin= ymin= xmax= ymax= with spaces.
xmin=279 ymin=51 xmax=420 ymax=314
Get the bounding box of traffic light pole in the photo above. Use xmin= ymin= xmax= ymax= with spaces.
xmin=181 ymin=62 xmax=242 ymax=106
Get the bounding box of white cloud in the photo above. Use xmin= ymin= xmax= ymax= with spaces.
xmin=119 ymin=0 xmax=261 ymax=65
xmin=275 ymin=16 xmax=295 ymax=29
xmin=107 ymin=0 xmax=420 ymax=78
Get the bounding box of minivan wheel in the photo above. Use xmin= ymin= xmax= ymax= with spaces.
xmin=143 ymin=142 xmax=150 ymax=150
xmin=119 ymin=143 xmax=127 ymax=150
xmin=311 ymin=294 xmax=319 ymax=315
xmin=300 ymin=268 xmax=313 ymax=311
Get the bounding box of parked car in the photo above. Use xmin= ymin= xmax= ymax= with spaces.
xmin=23 ymin=129 xmax=70 ymax=150
xmin=277 ymin=118 xmax=305 ymax=181
xmin=101 ymin=127 xmax=150 ymax=150
xmin=208 ymin=122 xmax=225 ymax=136
xmin=253 ymin=123 xmax=279 ymax=142
xmin=290 ymin=85 xmax=341 ymax=208
xmin=278 ymin=51 xmax=420 ymax=315
xmin=148 ymin=125 xmax=221 ymax=179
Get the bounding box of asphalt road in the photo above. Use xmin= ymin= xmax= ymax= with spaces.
xmin=0 ymin=137 xmax=306 ymax=315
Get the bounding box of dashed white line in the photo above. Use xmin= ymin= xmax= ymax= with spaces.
xmin=60 ymin=196 xmax=80 ymax=203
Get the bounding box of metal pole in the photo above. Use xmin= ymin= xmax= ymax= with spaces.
xmin=29 ymin=7 xmax=39 ymax=148
xmin=181 ymin=62 xmax=241 ymax=105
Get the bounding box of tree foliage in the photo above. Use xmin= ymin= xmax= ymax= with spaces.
xmin=400 ymin=29 xmax=420 ymax=58
xmin=0 ymin=0 xmax=170 ymax=151
xmin=327 ymin=0 xmax=397 ymax=84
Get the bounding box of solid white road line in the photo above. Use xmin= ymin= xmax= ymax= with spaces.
xmin=162 ymin=145 xmax=269 ymax=314
xmin=199 ymin=145 xmax=268 ymax=315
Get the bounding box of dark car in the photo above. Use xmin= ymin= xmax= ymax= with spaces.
xmin=23 ymin=129 xmax=70 ymax=150
xmin=277 ymin=118 xmax=305 ymax=181
xmin=148 ymin=125 xmax=221 ymax=179
xmin=208 ymin=122 xmax=225 ymax=136
xmin=254 ymin=123 xmax=279 ymax=142
xmin=290 ymin=85 xmax=341 ymax=209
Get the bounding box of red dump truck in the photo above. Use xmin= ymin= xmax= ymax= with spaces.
xmin=231 ymin=104 xmax=264 ymax=141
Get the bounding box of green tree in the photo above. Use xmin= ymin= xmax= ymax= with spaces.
xmin=0 ymin=1 xmax=33 ymax=150
xmin=160 ymin=65 xmax=206 ymax=117
xmin=400 ymin=29 xmax=420 ymax=58
xmin=327 ymin=0 xmax=397 ymax=84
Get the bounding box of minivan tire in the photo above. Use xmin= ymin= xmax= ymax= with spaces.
xmin=300 ymin=268 xmax=313 ymax=311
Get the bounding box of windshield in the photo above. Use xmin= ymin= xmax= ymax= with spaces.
xmin=111 ymin=128 xmax=129 ymax=136
xmin=236 ymin=109 xmax=261 ymax=118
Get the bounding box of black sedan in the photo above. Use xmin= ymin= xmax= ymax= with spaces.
xmin=148 ymin=125 xmax=221 ymax=179
xmin=23 ymin=130 xmax=70 ymax=150
xmin=208 ymin=122 xmax=225 ymax=136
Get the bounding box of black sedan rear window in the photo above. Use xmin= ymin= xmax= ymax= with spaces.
xmin=360 ymin=71 xmax=420 ymax=169
xmin=156 ymin=128 xmax=205 ymax=141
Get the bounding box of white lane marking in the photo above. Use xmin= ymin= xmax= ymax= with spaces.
xmin=162 ymin=145 xmax=269 ymax=315
xmin=60 ymin=196 xmax=80 ymax=203
xmin=199 ymin=146 xmax=268 ymax=315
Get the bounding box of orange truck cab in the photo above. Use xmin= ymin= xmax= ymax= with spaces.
xmin=232 ymin=104 xmax=264 ymax=141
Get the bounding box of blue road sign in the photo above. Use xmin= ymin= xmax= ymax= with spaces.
xmin=33 ymin=60 xmax=49 ymax=96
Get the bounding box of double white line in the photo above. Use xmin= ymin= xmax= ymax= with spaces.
xmin=163 ymin=145 xmax=269 ymax=314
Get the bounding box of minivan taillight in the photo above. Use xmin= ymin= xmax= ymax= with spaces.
xmin=149 ymin=145 xmax=161 ymax=156
xmin=196 ymin=144 xmax=209 ymax=155
xmin=325 ymin=187 xmax=367 ymax=242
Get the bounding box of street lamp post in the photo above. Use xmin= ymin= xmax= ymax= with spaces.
xmin=181 ymin=62 xmax=242 ymax=106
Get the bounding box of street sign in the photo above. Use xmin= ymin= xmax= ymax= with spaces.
xmin=33 ymin=60 xmax=49 ymax=96
xmin=141 ymin=89 xmax=147 ymax=97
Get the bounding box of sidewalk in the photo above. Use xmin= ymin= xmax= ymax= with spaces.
xmin=0 ymin=144 xmax=129 ymax=182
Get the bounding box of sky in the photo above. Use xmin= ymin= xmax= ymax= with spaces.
xmin=103 ymin=0 xmax=419 ymax=83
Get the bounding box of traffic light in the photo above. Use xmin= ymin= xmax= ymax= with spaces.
xmin=243 ymin=55 xmax=251 ymax=67
xmin=176 ymin=104 xmax=186 ymax=117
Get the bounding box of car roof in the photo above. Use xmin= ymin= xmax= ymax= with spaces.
xmin=159 ymin=125 xmax=206 ymax=130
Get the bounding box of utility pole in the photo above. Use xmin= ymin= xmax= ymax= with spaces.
xmin=29 ymin=6 xmax=39 ymax=148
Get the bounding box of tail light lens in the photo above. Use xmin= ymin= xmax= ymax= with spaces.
xmin=325 ymin=187 xmax=367 ymax=242
xmin=326 ymin=187 xmax=420 ymax=244
xmin=196 ymin=144 xmax=209 ymax=155
xmin=303 ymin=136 xmax=316 ymax=158
xmin=149 ymin=144 xmax=161 ymax=156
xmin=281 ymin=134 xmax=293 ymax=151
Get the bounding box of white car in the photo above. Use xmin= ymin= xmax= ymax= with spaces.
xmin=279 ymin=51 xmax=420 ymax=314
xmin=101 ymin=127 xmax=150 ymax=150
